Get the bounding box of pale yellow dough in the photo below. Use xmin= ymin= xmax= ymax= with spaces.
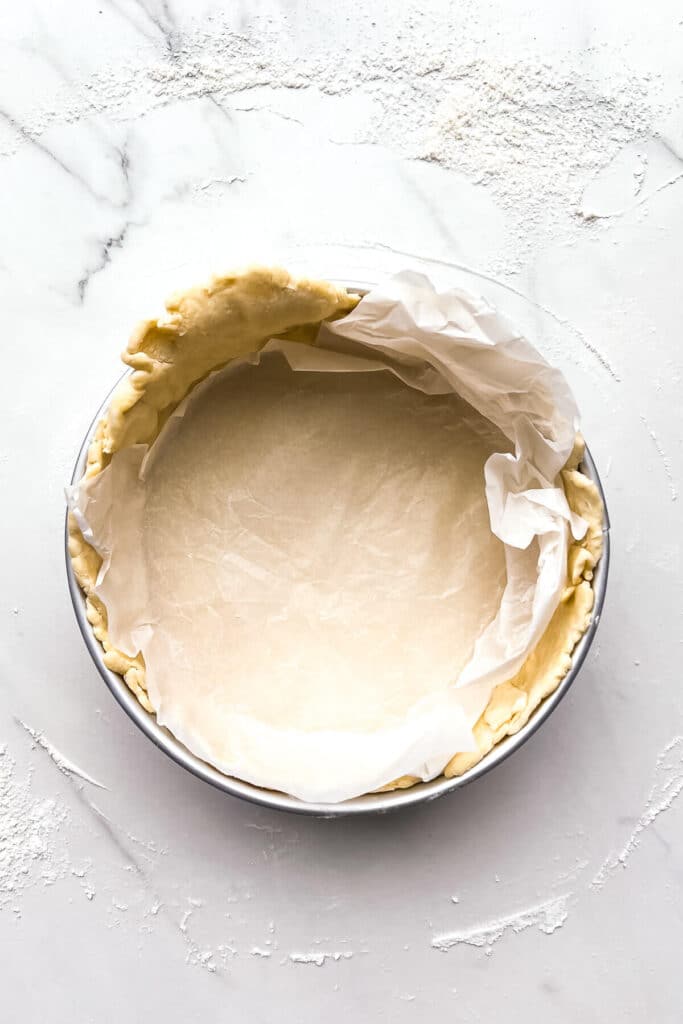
xmin=68 ymin=267 xmax=604 ymax=794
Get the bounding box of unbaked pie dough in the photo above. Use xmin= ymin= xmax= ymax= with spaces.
xmin=68 ymin=268 xmax=604 ymax=800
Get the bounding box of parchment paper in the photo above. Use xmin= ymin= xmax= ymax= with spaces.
xmin=69 ymin=272 xmax=586 ymax=802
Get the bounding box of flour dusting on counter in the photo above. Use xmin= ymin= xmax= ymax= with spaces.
xmin=0 ymin=11 xmax=665 ymax=277
xmin=423 ymin=58 xmax=657 ymax=267
xmin=289 ymin=951 xmax=354 ymax=967
xmin=640 ymin=416 xmax=679 ymax=502
xmin=250 ymin=946 xmax=272 ymax=959
xmin=0 ymin=746 xmax=69 ymax=913
xmin=432 ymin=893 xmax=573 ymax=955
xmin=16 ymin=719 xmax=108 ymax=791
xmin=592 ymin=736 xmax=683 ymax=890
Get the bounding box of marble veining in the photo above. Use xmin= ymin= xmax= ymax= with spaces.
xmin=1 ymin=1 xmax=682 ymax=1020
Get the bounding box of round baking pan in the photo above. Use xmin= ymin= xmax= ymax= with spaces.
xmin=65 ymin=279 xmax=611 ymax=816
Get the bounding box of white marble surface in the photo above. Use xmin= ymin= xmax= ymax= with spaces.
xmin=1 ymin=1 xmax=682 ymax=1019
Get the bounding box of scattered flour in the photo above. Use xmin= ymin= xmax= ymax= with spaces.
xmin=640 ymin=415 xmax=679 ymax=502
xmin=0 ymin=746 xmax=69 ymax=912
xmin=423 ymin=57 xmax=657 ymax=268
xmin=180 ymin=903 xmax=219 ymax=973
xmin=432 ymin=893 xmax=572 ymax=956
xmin=0 ymin=12 xmax=665 ymax=275
xmin=16 ymin=719 xmax=108 ymax=790
xmin=289 ymin=950 xmax=354 ymax=967
xmin=433 ymin=736 xmax=683 ymax=956
xmin=592 ymin=736 xmax=683 ymax=890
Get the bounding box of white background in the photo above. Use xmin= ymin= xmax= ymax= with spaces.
xmin=1 ymin=1 xmax=681 ymax=1020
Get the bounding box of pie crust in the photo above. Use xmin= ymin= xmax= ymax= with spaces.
xmin=68 ymin=267 xmax=604 ymax=794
